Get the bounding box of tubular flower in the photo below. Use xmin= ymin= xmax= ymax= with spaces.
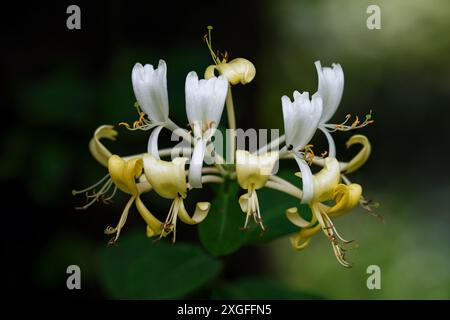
xmin=105 ymin=155 xmax=163 ymax=244
xmin=314 ymin=61 xmax=374 ymax=157
xmin=185 ymin=71 xmax=228 ymax=188
xmin=236 ymin=150 xmax=279 ymax=230
xmin=132 ymin=60 xmax=169 ymax=123
xmin=286 ymin=157 xmax=362 ymax=267
xmin=282 ymin=91 xmax=323 ymax=204
xmin=143 ymin=155 xmax=211 ymax=242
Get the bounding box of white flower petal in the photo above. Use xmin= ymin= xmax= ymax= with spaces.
xmin=293 ymin=154 xmax=314 ymax=204
xmin=188 ymin=138 xmax=206 ymax=188
xmin=282 ymin=91 xmax=323 ymax=150
xmin=147 ymin=125 xmax=164 ymax=159
xmin=319 ymin=126 xmax=336 ymax=158
xmin=185 ymin=72 xmax=227 ymax=128
xmin=132 ymin=60 xmax=169 ymax=123
xmin=315 ymin=61 xmax=344 ymax=124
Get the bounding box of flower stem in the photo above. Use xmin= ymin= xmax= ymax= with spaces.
xmin=265 ymin=180 xmax=302 ymax=200
xmin=225 ymin=86 xmax=236 ymax=163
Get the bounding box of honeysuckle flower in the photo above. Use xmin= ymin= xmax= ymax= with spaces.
xmin=143 ymin=154 xmax=211 ymax=242
xmin=315 ymin=61 xmax=344 ymax=126
xmin=132 ymin=60 xmax=169 ymax=123
xmin=205 ymin=58 xmax=256 ymax=85
xmin=286 ymin=157 xmax=362 ymax=267
xmin=105 ymin=155 xmax=164 ymax=244
xmin=236 ymin=150 xmax=279 ymax=230
xmin=131 ymin=60 xmax=173 ymax=163
xmin=313 ymin=61 xmax=344 ymax=158
xmin=282 ymin=91 xmax=323 ymax=204
xmin=185 ymin=71 xmax=228 ymax=188
xmin=314 ymin=61 xmax=373 ymax=158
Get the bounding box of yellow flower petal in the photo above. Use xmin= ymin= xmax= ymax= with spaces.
xmin=312 ymin=157 xmax=341 ymax=202
xmin=327 ymin=183 xmax=362 ymax=217
xmin=205 ymin=58 xmax=256 ymax=85
xmin=343 ymin=134 xmax=371 ymax=174
xmin=177 ymin=200 xmax=211 ymax=225
xmin=238 ymin=192 xmax=251 ymax=213
xmin=107 ymin=155 xmax=142 ymax=195
xmin=236 ymin=150 xmax=278 ymax=190
xmin=89 ymin=125 xmax=118 ymax=167
xmin=135 ymin=195 xmax=163 ymax=237
xmin=143 ymin=155 xmax=188 ymax=199
xmin=286 ymin=207 xmax=311 ymax=228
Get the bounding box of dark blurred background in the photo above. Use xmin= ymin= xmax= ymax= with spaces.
xmin=1 ymin=0 xmax=449 ymax=299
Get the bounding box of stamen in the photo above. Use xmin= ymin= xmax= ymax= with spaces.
xmin=104 ymin=195 xmax=136 ymax=245
xmin=326 ymin=111 xmax=374 ymax=132
xmin=253 ymin=190 xmax=265 ymax=231
xmin=74 ymin=176 xmax=115 ymax=210
xmin=240 ymin=187 xmax=265 ymax=232
xmin=204 ymin=26 xmax=219 ymax=65
xmin=72 ymin=174 xmax=109 ymax=195
xmin=304 ymin=144 xmax=315 ymax=165
xmin=314 ymin=205 xmax=354 ymax=267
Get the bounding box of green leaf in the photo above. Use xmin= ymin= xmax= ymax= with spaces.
xmin=211 ymin=278 xmax=322 ymax=300
xmin=198 ymin=180 xmax=248 ymax=256
xmin=99 ymin=232 xmax=222 ymax=299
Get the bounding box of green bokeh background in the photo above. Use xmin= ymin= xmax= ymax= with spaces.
xmin=2 ymin=0 xmax=449 ymax=299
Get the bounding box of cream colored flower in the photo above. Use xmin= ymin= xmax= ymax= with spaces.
xmin=236 ymin=150 xmax=278 ymax=230
xmin=143 ymin=155 xmax=211 ymax=242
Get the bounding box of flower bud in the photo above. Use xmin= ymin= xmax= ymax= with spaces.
xmin=205 ymin=58 xmax=256 ymax=85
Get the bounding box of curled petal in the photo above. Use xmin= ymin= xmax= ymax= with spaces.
xmin=319 ymin=126 xmax=336 ymax=158
xmin=290 ymin=233 xmax=312 ymax=250
xmin=135 ymin=196 xmax=163 ymax=237
xmin=177 ymin=200 xmax=211 ymax=225
xmin=147 ymin=125 xmax=164 ymax=159
xmin=327 ymin=183 xmax=362 ymax=217
xmin=289 ymin=222 xmax=322 ymax=251
xmin=238 ymin=193 xmax=250 ymax=213
xmin=108 ymin=155 xmax=142 ymax=195
xmin=89 ymin=125 xmax=118 ymax=167
xmin=286 ymin=207 xmax=311 ymax=228
xmin=343 ymin=135 xmax=371 ymax=174
xmin=188 ymin=139 xmax=207 ymax=188
xmin=293 ymin=154 xmax=314 ymax=204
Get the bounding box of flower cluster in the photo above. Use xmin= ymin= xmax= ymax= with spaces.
xmin=74 ymin=28 xmax=375 ymax=267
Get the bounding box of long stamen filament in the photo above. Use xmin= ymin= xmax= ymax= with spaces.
xmin=72 ymin=174 xmax=110 ymax=195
